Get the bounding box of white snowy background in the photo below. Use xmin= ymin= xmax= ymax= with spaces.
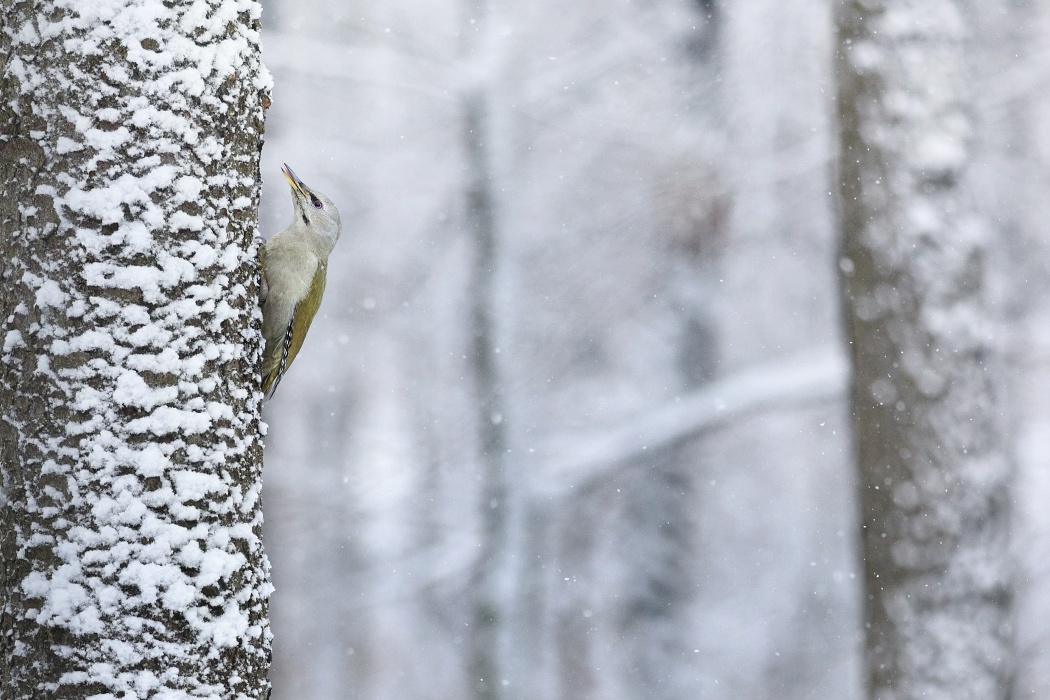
xmin=252 ymin=0 xmax=1050 ymax=698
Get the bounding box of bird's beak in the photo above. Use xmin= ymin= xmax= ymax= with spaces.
xmin=282 ymin=163 xmax=310 ymax=198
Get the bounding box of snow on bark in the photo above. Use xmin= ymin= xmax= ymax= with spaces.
xmin=0 ymin=1 xmax=272 ymax=698
xmin=836 ymin=1 xmax=1014 ymax=697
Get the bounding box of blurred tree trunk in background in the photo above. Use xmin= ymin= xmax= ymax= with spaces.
xmin=459 ymin=1 xmax=515 ymax=697
xmin=836 ymin=1 xmax=1014 ymax=697
xmin=0 ymin=2 xmax=270 ymax=697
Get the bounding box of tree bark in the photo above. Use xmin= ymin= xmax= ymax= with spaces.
xmin=836 ymin=1 xmax=1014 ymax=697
xmin=0 ymin=2 xmax=271 ymax=697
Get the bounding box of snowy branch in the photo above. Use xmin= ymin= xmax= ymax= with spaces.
xmin=535 ymin=347 xmax=849 ymax=497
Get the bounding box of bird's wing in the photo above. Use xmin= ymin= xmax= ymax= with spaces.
xmin=261 ymin=260 xmax=327 ymax=398
xmin=284 ymin=260 xmax=327 ymax=370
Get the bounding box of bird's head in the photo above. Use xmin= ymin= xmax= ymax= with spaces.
xmin=283 ymin=163 xmax=341 ymax=253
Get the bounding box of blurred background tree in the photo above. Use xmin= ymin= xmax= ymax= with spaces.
xmin=837 ymin=0 xmax=1013 ymax=696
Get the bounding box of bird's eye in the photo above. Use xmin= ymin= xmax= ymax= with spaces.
xmin=311 ymin=196 xmax=323 ymax=209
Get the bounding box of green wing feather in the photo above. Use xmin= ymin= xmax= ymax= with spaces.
xmin=284 ymin=261 xmax=327 ymax=371
xmin=261 ymin=261 xmax=327 ymax=397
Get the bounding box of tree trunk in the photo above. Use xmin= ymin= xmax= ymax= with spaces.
xmin=463 ymin=69 xmax=513 ymax=700
xmin=836 ymin=1 xmax=1014 ymax=697
xmin=0 ymin=2 xmax=271 ymax=697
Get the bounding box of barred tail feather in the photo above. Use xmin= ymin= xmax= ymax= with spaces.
xmin=262 ymin=317 xmax=295 ymax=399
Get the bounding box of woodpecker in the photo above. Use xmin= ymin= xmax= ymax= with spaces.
xmin=260 ymin=163 xmax=341 ymax=398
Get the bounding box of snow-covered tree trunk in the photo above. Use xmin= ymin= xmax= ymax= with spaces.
xmin=0 ymin=1 xmax=271 ymax=698
xmin=836 ymin=1 xmax=1014 ymax=697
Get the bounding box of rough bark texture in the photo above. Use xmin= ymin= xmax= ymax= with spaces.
xmin=836 ymin=1 xmax=1014 ymax=698
xmin=0 ymin=1 xmax=271 ymax=697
